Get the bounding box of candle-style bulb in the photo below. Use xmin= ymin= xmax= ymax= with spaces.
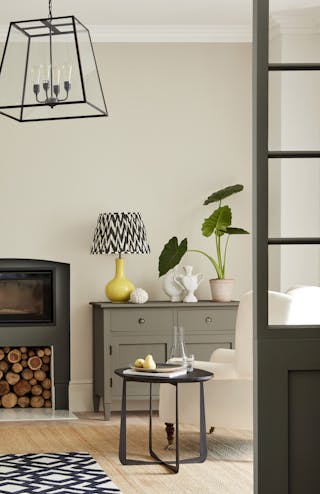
xmin=62 ymin=63 xmax=72 ymax=83
xmin=31 ymin=65 xmax=41 ymax=84
xmin=52 ymin=66 xmax=61 ymax=85
xmin=42 ymin=64 xmax=50 ymax=83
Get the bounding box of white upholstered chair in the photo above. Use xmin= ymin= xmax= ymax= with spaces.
xmin=286 ymin=285 xmax=320 ymax=324
xmin=159 ymin=291 xmax=293 ymax=437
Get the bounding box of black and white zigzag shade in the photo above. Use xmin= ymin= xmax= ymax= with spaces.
xmin=91 ymin=212 xmax=150 ymax=255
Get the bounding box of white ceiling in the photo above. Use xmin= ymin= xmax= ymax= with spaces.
xmin=0 ymin=0 xmax=319 ymax=25
xmin=0 ymin=0 xmax=319 ymax=42
xmin=0 ymin=0 xmax=252 ymax=26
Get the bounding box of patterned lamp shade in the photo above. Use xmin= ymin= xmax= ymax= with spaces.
xmin=91 ymin=212 xmax=151 ymax=255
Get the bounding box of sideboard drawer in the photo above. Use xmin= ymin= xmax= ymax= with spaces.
xmin=110 ymin=309 xmax=174 ymax=333
xmin=177 ymin=308 xmax=237 ymax=332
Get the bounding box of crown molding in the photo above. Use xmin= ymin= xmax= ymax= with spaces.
xmin=0 ymin=24 xmax=252 ymax=43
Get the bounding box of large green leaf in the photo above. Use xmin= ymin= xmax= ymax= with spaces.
xmin=201 ymin=206 xmax=231 ymax=237
xmin=158 ymin=237 xmax=188 ymax=277
xmin=203 ymin=184 xmax=244 ymax=205
xmin=226 ymin=227 xmax=250 ymax=235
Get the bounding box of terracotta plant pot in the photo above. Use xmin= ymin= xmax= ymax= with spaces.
xmin=209 ymin=279 xmax=234 ymax=302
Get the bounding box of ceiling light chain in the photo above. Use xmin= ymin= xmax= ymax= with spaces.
xmin=48 ymin=0 xmax=53 ymax=21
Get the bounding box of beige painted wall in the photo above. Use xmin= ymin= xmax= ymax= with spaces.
xmin=0 ymin=43 xmax=252 ymax=410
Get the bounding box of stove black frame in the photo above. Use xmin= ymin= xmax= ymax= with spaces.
xmin=0 ymin=259 xmax=70 ymax=409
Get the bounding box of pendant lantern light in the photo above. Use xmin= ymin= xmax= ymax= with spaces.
xmin=0 ymin=0 xmax=108 ymax=122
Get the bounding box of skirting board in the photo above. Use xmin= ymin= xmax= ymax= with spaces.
xmin=68 ymin=380 xmax=159 ymax=412
xmin=69 ymin=380 xmax=93 ymax=412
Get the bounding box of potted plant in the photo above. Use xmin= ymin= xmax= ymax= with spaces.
xmin=158 ymin=184 xmax=249 ymax=302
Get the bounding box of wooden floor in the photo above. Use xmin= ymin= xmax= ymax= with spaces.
xmin=0 ymin=412 xmax=253 ymax=494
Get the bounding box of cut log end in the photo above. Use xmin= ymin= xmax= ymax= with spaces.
xmin=13 ymin=380 xmax=32 ymax=397
xmin=12 ymin=363 xmax=23 ymax=374
xmin=31 ymin=384 xmax=43 ymax=396
xmin=2 ymin=393 xmax=18 ymax=408
xmin=34 ymin=370 xmax=46 ymax=382
xmin=28 ymin=356 xmax=42 ymax=371
xmin=30 ymin=396 xmax=45 ymax=408
xmin=8 ymin=349 xmax=22 ymax=364
xmin=21 ymin=368 xmax=33 ymax=381
xmin=18 ymin=396 xmax=30 ymax=408
xmin=6 ymin=372 xmax=20 ymax=386
xmin=0 ymin=380 xmax=10 ymax=397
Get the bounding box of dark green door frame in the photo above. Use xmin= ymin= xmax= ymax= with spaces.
xmin=253 ymin=1 xmax=320 ymax=493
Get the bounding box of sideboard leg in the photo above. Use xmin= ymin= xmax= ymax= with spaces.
xmin=93 ymin=394 xmax=100 ymax=413
xmin=103 ymin=403 xmax=111 ymax=420
xmin=165 ymin=422 xmax=175 ymax=450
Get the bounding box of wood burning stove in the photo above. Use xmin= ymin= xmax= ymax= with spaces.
xmin=0 ymin=259 xmax=70 ymax=409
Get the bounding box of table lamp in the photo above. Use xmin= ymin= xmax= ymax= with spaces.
xmin=91 ymin=212 xmax=150 ymax=302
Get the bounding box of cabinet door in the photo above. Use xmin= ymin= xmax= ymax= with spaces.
xmin=112 ymin=336 xmax=169 ymax=399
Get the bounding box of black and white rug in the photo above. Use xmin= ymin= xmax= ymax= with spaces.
xmin=0 ymin=452 xmax=122 ymax=493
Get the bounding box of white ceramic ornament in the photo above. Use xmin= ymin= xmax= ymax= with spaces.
xmin=174 ymin=265 xmax=204 ymax=303
xmin=130 ymin=288 xmax=149 ymax=304
xmin=162 ymin=267 xmax=184 ymax=302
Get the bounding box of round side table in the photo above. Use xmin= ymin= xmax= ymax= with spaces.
xmin=114 ymin=367 xmax=213 ymax=473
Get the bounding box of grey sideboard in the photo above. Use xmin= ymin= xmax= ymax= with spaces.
xmin=90 ymin=300 xmax=239 ymax=420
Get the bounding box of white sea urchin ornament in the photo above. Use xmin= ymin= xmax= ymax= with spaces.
xmin=130 ymin=288 xmax=149 ymax=304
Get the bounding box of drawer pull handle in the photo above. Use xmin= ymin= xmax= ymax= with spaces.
xmin=205 ymin=316 xmax=213 ymax=324
xmin=138 ymin=318 xmax=145 ymax=324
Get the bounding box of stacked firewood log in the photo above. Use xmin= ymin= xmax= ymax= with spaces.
xmin=0 ymin=347 xmax=52 ymax=408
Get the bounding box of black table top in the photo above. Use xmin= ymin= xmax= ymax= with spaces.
xmin=114 ymin=367 xmax=213 ymax=384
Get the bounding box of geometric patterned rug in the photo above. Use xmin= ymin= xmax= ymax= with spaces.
xmin=0 ymin=452 xmax=122 ymax=493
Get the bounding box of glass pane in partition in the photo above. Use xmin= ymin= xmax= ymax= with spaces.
xmin=269 ymin=245 xmax=320 ymax=325
xmin=269 ymin=159 xmax=320 ymax=238
xmin=269 ymin=1 xmax=320 ymax=64
xmin=269 ymin=71 xmax=320 ymax=151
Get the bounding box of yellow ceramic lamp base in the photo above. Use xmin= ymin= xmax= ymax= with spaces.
xmin=105 ymin=258 xmax=135 ymax=303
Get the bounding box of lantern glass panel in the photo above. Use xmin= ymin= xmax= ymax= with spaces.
xmin=74 ymin=18 xmax=106 ymax=113
xmin=0 ymin=24 xmax=29 ymax=120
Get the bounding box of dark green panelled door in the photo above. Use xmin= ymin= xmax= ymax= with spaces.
xmin=253 ymin=1 xmax=320 ymax=493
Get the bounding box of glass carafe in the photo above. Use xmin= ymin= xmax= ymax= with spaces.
xmin=167 ymin=326 xmax=187 ymax=364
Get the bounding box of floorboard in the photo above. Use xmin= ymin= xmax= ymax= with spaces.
xmin=0 ymin=411 xmax=253 ymax=494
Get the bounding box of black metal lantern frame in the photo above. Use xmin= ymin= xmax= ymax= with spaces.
xmin=0 ymin=13 xmax=108 ymax=122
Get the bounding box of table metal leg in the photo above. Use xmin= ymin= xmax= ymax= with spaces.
xmin=119 ymin=379 xmax=127 ymax=464
xmin=118 ymin=379 xmax=208 ymax=472
xmin=149 ymin=382 xmax=179 ymax=473
xmin=175 ymin=381 xmax=207 ymax=464
xmin=119 ymin=379 xmax=174 ymax=468
xmin=148 ymin=383 xmax=153 ymax=454
xmin=199 ymin=381 xmax=207 ymax=462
